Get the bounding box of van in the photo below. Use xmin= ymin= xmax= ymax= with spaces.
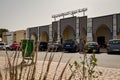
xmin=107 ymin=39 xmax=120 ymax=54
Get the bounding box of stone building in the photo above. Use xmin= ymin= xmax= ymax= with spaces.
xmin=2 ymin=30 xmax=26 ymax=44
xmin=27 ymin=16 xmax=87 ymax=43
xmin=26 ymin=13 xmax=120 ymax=47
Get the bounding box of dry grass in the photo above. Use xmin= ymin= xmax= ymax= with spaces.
xmin=0 ymin=41 xmax=102 ymax=80
xmin=0 ymin=41 xmax=73 ymax=80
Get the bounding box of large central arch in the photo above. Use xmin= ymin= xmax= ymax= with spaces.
xmin=40 ymin=31 xmax=49 ymax=42
xmin=94 ymin=24 xmax=112 ymax=47
xmin=62 ymin=26 xmax=75 ymax=43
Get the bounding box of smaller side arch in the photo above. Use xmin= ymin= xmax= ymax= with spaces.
xmin=94 ymin=24 xmax=112 ymax=47
xmin=40 ymin=31 xmax=49 ymax=42
xmin=30 ymin=33 xmax=37 ymax=42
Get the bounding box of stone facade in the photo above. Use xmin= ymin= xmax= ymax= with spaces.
xmin=3 ymin=13 xmax=120 ymax=47
xmin=39 ymin=25 xmax=49 ymax=42
xmin=117 ymin=14 xmax=120 ymax=38
xmin=26 ymin=13 xmax=120 ymax=46
xmin=28 ymin=27 xmax=38 ymax=41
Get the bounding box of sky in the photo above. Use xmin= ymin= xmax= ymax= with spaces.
xmin=0 ymin=0 xmax=120 ymax=31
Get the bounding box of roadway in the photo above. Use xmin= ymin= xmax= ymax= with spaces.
xmin=0 ymin=49 xmax=120 ymax=68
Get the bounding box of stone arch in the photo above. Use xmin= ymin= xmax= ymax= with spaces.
xmin=117 ymin=35 xmax=120 ymax=39
xmin=40 ymin=31 xmax=49 ymax=42
xmin=62 ymin=25 xmax=75 ymax=43
xmin=94 ymin=24 xmax=112 ymax=47
xmin=30 ymin=33 xmax=37 ymax=42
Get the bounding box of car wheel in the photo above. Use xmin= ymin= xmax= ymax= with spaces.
xmin=96 ymin=49 xmax=100 ymax=53
xmin=6 ymin=47 xmax=10 ymax=50
xmin=107 ymin=52 xmax=111 ymax=54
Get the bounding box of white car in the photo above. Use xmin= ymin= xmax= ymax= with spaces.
xmin=0 ymin=42 xmax=6 ymax=50
xmin=5 ymin=43 xmax=12 ymax=50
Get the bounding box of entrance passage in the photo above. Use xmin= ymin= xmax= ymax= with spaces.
xmin=62 ymin=26 xmax=75 ymax=43
xmin=97 ymin=36 xmax=106 ymax=48
xmin=31 ymin=34 xmax=36 ymax=41
xmin=94 ymin=24 xmax=112 ymax=47
xmin=40 ymin=32 xmax=49 ymax=42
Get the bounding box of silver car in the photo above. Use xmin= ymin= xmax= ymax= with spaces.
xmin=0 ymin=42 xmax=5 ymax=50
xmin=107 ymin=39 xmax=120 ymax=54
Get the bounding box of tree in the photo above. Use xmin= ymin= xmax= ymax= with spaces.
xmin=0 ymin=28 xmax=9 ymax=38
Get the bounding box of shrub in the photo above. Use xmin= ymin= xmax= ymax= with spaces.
xmin=69 ymin=52 xmax=102 ymax=80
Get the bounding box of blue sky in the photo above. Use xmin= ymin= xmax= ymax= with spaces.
xmin=0 ymin=0 xmax=120 ymax=31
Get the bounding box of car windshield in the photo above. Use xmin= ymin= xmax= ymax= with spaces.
xmin=64 ymin=40 xmax=74 ymax=44
xmin=40 ymin=42 xmax=47 ymax=45
xmin=0 ymin=42 xmax=4 ymax=45
xmin=87 ymin=42 xmax=97 ymax=46
xmin=109 ymin=40 xmax=120 ymax=44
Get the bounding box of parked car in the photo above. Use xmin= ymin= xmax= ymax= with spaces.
xmin=107 ymin=39 xmax=120 ymax=54
xmin=63 ymin=39 xmax=79 ymax=52
xmin=39 ymin=42 xmax=48 ymax=51
xmin=10 ymin=43 xmax=20 ymax=50
xmin=0 ymin=42 xmax=5 ymax=50
xmin=84 ymin=41 xmax=100 ymax=53
xmin=48 ymin=41 xmax=62 ymax=52
xmin=5 ymin=43 xmax=12 ymax=50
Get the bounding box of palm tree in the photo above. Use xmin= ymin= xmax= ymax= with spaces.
xmin=0 ymin=28 xmax=9 ymax=37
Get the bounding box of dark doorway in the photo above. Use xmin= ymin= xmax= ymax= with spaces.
xmin=97 ymin=36 xmax=106 ymax=48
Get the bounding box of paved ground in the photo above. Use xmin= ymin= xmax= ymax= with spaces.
xmin=36 ymin=51 xmax=120 ymax=68
xmin=0 ymin=50 xmax=120 ymax=80
xmin=0 ymin=50 xmax=120 ymax=68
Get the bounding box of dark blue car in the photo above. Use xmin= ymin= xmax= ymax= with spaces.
xmin=63 ymin=39 xmax=79 ymax=52
xmin=39 ymin=42 xmax=48 ymax=51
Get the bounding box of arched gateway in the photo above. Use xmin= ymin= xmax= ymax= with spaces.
xmin=40 ymin=31 xmax=49 ymax=42
xmin=62 ymin=26 xmax=75 ymax=43
xmin=93 ymin=24 xmax=112 ymax=47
